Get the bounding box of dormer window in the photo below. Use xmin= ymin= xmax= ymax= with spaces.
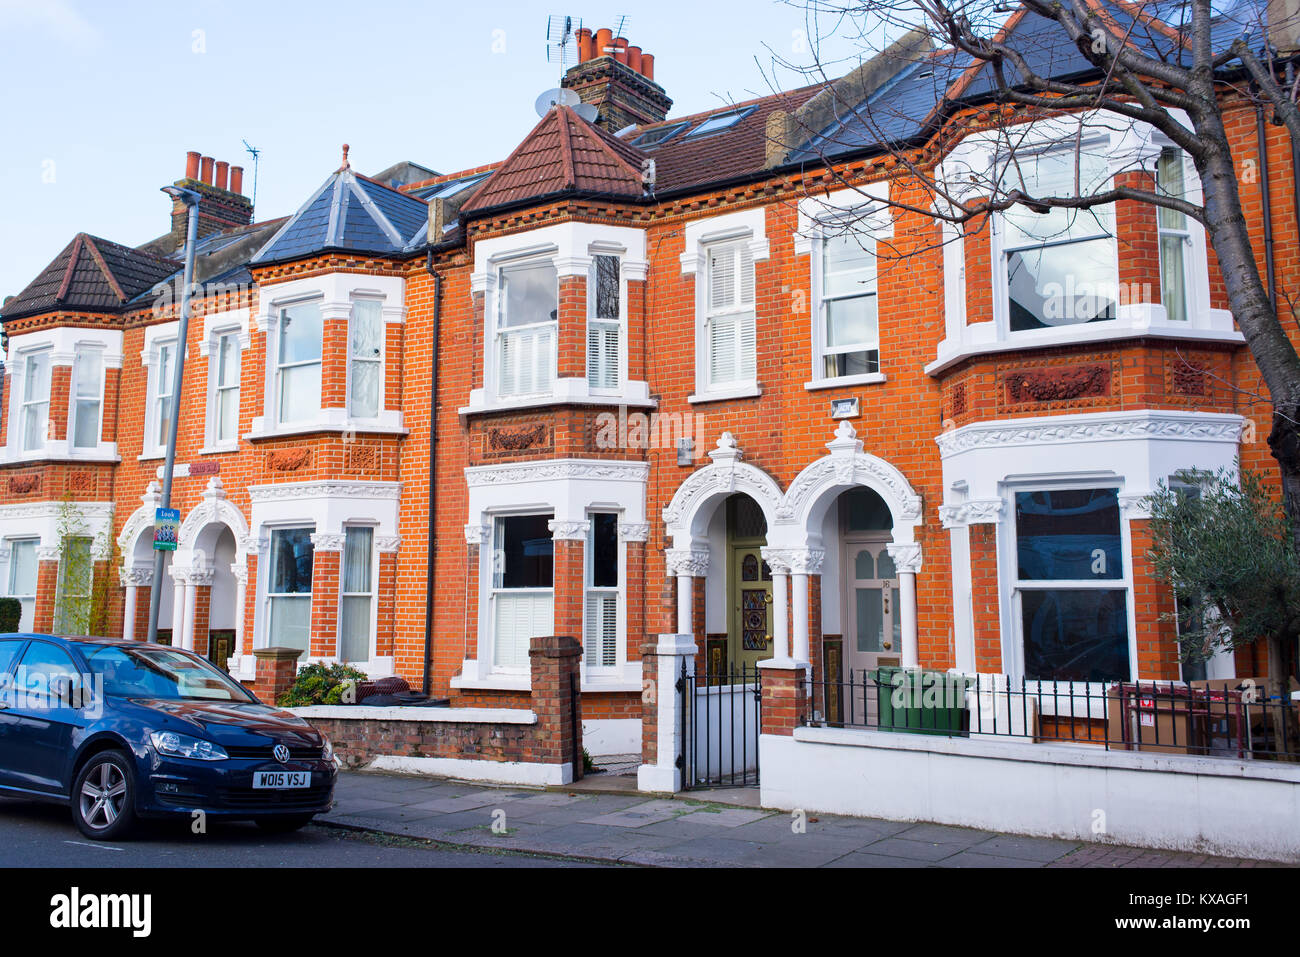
xmin=276 ymin=300 xmax=323 ymax=425
xmin=684 ymin=106 xmax=756 ymax=139
xmin=1001 ymin=148 xmax=1117 ymax=331
xmin=496 ymin=260 xmax=558 ymax=397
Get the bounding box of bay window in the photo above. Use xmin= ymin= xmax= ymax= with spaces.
xmin=817 ymin=230 xmax=880 ymax=378
xmin=70 ymin=349 xmax=103 ymax=450
xmin=491 ymin=514 xmax=554 ymax=671
xmin=497 ymin=261 xmax=557 ymax=397
xmin=1157 ymin=148 xmax=1191 ymax=323
xmin=276 ymin=301 xmax=323 ymax=425
xmin=20 ymin=350 xmax=51 ymax=452
xmin=584 ymin=513 xmax=619 ymax=671
xmin=587 ymin=255 xmax=621 ymax=390
xmin=1014 ymin=487 xmax=1130 ymax=682
xmin=1001 ymin=149 xmax=1117 ymax=331
xmin=6 ymin=539 xmax=37 ymax=631
xmin=339 ymin=526 xmax=374 ymax=663
xmin=267 ymin=527 xmax=314 ymax=654
xmin=349 ymin=299 xmax=383 ymax=419
xmin=705 ymin=240 xmax=756 ymax=388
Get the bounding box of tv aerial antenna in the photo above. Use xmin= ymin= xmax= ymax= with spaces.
xmin=545 ymin=14 xmax=581 ymax=79
xmin=242 ymin=139 xmax=261 ymax=210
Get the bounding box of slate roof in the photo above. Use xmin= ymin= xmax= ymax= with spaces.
xmin=250 ymin=165 xmax=428 ymax=265
xmin=2 ymin=233 xmax=177 ymax=320
xmin=460 ymin=106 xmax=648 ymax=214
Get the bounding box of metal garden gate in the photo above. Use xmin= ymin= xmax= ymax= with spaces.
xmin=678 ymin=660 xmax=761 ymax=789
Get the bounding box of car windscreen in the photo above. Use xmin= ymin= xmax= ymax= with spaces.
xmin=78 ymin=645 xmax=253 ymax=702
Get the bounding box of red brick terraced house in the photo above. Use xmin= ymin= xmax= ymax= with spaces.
xmin=1 ymin=9 xmax=1296 ymax=769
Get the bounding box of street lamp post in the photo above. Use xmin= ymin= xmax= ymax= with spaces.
xmin=145 ymin=186 xmax=200 ymax=645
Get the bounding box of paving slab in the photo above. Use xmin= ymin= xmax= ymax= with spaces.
xmin=579 ymin=799 xmax=686 ymax=828
xmin=856 ymin=836 xmax=964 ymax=862
xmin=936 ymin=850 xmax=1046 ymax=868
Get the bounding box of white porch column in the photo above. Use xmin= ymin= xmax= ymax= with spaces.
xmin=118 ymin=564 xmax=153 ymax=642
xmin=762 ymin=548 xmax=791 ymax=662
xmin=637 ymin=633 xmax=697 ymax=793
xmin=887 ymin=542 xmax=923 ymax=669
xmin=665 ymin=547 xmax=708 ymax=637
xmin=169 ymin=569 xmax=186 ymax=645
xmin=232 ymin=563 xmax=248 ymax=657
xmin=121 ymin=585 xmax=137 ymax=642
xmin=180 ymin=581 xmax=197 ymax=652
xmin=788 ymin=549 xmax=824 ymax=666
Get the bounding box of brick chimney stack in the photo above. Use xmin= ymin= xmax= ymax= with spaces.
xmin=562 ymin=26 xmax=672 ymax=132
xmin=168 ymin=151 xmax=255 ymax=250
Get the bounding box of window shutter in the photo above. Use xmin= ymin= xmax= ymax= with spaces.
xmin=500 ymin=333 xmax=517 ymax=395
xmin=585 ymin=593 xmax=618 ymax=667
xmin=739 ymin=312 xmax=756 ymax=380
xmin=709 ymin=246 xmax=736 ymax=310
xmin=739 ymin=243 xmax=755 ymax=305
xmin=587 ymin=324 xmax=620 ymax=389
xmin=709 ymin=315 xmax=738 ymax=384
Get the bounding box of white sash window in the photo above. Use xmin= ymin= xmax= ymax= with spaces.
xmin=491 ymin=514 xmax=554 ymax=672
xmin=586 ymin=255 xmax=622 ymax=391
xmin=705 ymin=241 xmax=756 ymax=388
xmin=497 ymin=261 xmax=557 ymax=398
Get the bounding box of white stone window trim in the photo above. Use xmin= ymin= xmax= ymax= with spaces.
xmin=248 ymin=273 xmax=406 ymax=441
xmin=928 ymin=111 xmax=1239 ymax=377
xmin=0 ymin=535 xmax=39 ymax=631
xmin=681 ymin=208 xmax=769 ymax=402
xmin=463 ymin=222 xmax=651 ymax=417
xmin=199 ymin=307 xmax=250 ymax=454
xmin=455 ymin=457 xmax=649 ymax=692
xmin=936 ymin=408 xmax=1244 ymax=695
xmin=243 ymin=479 xmax=401 ymax=677
xmin=2 ymin=328 xmax=122 ymax=464
xmin=795 ymin=183 xmax=893 ymax=389
xmin=140 ymin=322 xmax=182 ymax=461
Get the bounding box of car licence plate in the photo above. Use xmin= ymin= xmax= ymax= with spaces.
xmin=253 ymin=771 xmax=310 ymax=789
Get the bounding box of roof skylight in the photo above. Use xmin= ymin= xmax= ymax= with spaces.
xmin=683 ymin=106 xmax=756 ymax=139
xmin=632 ymin=122 xmax=688 ymax=149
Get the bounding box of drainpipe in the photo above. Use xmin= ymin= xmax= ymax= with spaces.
xmin=1255 ymin=97 xmax=1278 ymax=312
xmin=421 ymin=253 xmax=443 ymax=696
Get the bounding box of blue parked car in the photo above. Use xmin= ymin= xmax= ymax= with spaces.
xmin=0 ymin=634 xmax=337 ymax=840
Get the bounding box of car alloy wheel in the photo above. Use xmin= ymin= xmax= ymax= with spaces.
xmin=72 ymin=752 xmax=137 ymax=840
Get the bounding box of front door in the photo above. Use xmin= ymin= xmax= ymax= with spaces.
xmin=844 ymin=539 xmax=901 ymax=676
xmin=729 ymin=546 xmax=772 ymax=673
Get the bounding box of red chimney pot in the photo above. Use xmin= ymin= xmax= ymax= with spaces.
xmin=575 ymin=27 xmax=593 ymax=62
xmin=626 ymin=45 xmax=642 ymax=73
xmin=199 ymin=155 xmax=214 ymax=185
xmin=613 ymin=37 xmax=628 ymax=63
xmin=641 ymin=53 xmax=655 ymax=80
xmin=215 ymin=160 xmax=229 ymax=191
xmin=230 ymin=166 xmax=244 ymax=195
xmin=185 ymin=151 xmax=201 ymax=180
xmin=594 ymin=27 xmax=612 ymax=55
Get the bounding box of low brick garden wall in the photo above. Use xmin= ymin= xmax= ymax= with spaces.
xmin=286 ymin=636 xmax=584 ymax=786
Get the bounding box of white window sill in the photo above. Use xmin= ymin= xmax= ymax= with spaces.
xmin=926 ymin=308 xmax=1243 ymax=377
xmin=580 ymin=675 xmax=643 ymax=693
xmin=198 ymin=444 xmax=241 ymax=456
xmin=804 ymin=372 xmax=886 ymax=391
xmin=138 ymin=452 xmax=165 ymax=462
xmin=245 ymin=420 xmax=409 ymax=441
xmin=0 ymin=445 xmax=120 ymax=465
xmin=459 ymin=378 xmax=656 ymax=418
xmin=449 ymin=673 xmax=531 ymax=692
xmin=687 ymin=383 xmax=762 ymax=405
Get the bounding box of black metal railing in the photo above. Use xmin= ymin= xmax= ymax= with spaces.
xmin=680 ymin=660 xmax=762 ymax=789
xmin=805 ymin=667 xmax=1300 ymax=761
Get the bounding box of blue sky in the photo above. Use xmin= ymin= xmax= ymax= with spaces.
xmin=0 ymin=0 xmax=866 ymax=299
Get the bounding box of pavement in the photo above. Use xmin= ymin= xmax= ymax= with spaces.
xmin=320 ymin=768 xmax=1282 ymax=868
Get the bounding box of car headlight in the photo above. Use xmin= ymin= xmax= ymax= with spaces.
xmin=320 ymin=735 xmax=338 ymax=766
xmin=150 ymin=731 xmax=228 ymax=761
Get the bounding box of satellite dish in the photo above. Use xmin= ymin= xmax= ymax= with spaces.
xmin=574 ymin=102 xmax=599 ymax=124
xmin=535 ymin=87 xmax=581 ymax=117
